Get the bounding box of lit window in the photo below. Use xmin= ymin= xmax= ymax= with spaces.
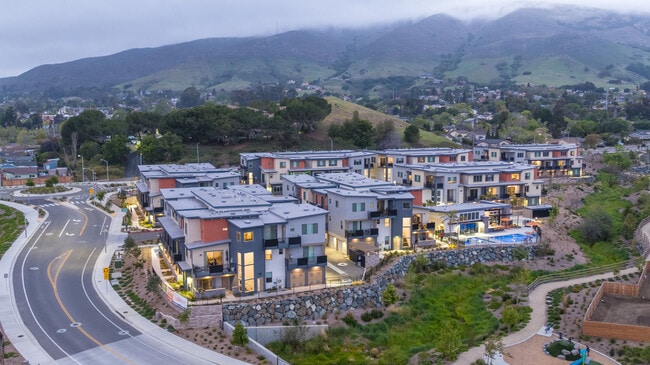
xmin=265 ymin=250 xmax=272 ymax=260
xmin=244 ymin=231 xmax=253 ymax=241
xmin=237 ymin=232 xmax=241 ymax=241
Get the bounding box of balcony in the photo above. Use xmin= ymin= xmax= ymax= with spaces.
xmin=193 ymin=263 xmax=236 ymax=278
xmin=288 ymin=236 xmax=302 ymax=246
xmin=368 ymin=209 xmax=398 ymax=219
xmin=286 ymin=255 xmax=327 ymax=270
xmin=264 ymin=238 xmax=281 ymax=249
xmin=345 ymin=228 xmax=379 ymax=238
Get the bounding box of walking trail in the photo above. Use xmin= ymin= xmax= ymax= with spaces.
xmin=453 ymin=222 xmax=650 ymax=365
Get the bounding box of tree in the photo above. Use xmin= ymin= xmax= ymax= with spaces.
xmin=102 ymin=135 xmax=130 ymax=164
xmin=45 ymin=176 xmax=59 ymax=188
xmin=177 ymin=87 xmax=202 ymax=109
xmin=382 ymin=283 xmax=399 ymax=306
xmin=231 ymin=322 xmax=249 ymax=346
xmin=178 ymin=308 xmax=191 ymax=326
xmin=404 ymin=124 xmax=421 ymax=144
xmin=146 ymin=272 xmax=162 ymax=294
xmin=443 ymin=210 xmax=459 ymax=241
xmin=578 ymin=209 xmax=613 ymax=245
xmin=501 ymin=306 xmax=520 ymax=332
xmin=25 ymin=178 xmax=35 ymax=187
xmin=484 ymin=336 xmax=505 ymax=365
xmin=436 ymin=324 xmax=463 ymax=360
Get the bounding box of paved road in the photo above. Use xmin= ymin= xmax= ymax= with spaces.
xmin=9 ymin=197 xmax=241 ymax=364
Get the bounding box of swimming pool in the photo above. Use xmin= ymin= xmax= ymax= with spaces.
xmin=464 ymin=233 xmax=535 ymax=245
xmin=491 ymin=233 xmax=534 ymax=243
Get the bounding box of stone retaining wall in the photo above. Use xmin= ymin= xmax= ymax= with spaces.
xmin=224 ymin=245 xmax=537 ymax=325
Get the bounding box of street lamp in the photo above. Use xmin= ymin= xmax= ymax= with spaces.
xmin=100 ymin=159 xmax=109 ymax=182
xmin=86 ymin=168 xmax=95 ymax=183
xmin=78 ymin=154 xmax=84 ymax=183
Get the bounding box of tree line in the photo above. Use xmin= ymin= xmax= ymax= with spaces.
xmin=59 ymin=96 xmax=331 ymax=166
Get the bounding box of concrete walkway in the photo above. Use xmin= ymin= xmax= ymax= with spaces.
xmin=452 ymin=221 xmax=650 ymax=365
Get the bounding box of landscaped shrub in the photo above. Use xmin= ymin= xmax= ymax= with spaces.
xmin=361 ymin=311 xmax=373 ymax=322
xmin=342 ymin=313 xmax=358 ymax=327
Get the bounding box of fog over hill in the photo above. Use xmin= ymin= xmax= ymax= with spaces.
xmin=2 ymin=5 xmax=650 ymax=96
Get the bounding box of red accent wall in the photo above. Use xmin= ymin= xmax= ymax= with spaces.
xmin=159 ymin=178 xmax=176 ymax=189
xmin=261 ymin=157 xmax=274 ymax=169
xmin=342 ymin=159 xmax=349 ymax=167
xmin=201 ymin=219 xmax=229 ymax=242
xmin=411 ymin=190 xmax=423 ymax=206
xmin=499 ymin=173 xmax=512 ymax=182
xmin=439 ymin=156 xmax=450 ymax=163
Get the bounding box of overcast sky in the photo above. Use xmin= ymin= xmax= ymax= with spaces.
xmin=1 ymin=0 xmax=647 ymax=78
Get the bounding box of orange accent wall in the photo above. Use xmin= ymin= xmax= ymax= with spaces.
xmin=201 ymin=218 xmax=229 ymax=242
xmin=159 ymin=178 xmax=176 ymax=189
xmin=342 ymin=159 xmax=349 ymax=167
xmin=298 ymin=161 xmax=306 ymax=168
xmin=468 ymin=151 xmax=473 ymax=160
xmin=411 ymin=189 xmax=423 ymax=206
xmin=261 ymin=157 xmax=274 ymax=169
xmin=499 ymin=173 xmax=512 ymax=182
xmin=439 ymin=156 xmax=450 ymax=163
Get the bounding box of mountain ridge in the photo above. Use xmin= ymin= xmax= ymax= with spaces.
xmin=2 ymin=6 xmax=650 ymax=95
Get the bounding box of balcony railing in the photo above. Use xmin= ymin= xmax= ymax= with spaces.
xmin=193 ymin=263 xmax=236 ymax=278
xmin=286 ymin=255 xmax=327 ymax=269
xmin=368 ymin=209 xmax=398 ymax=219
xmin=345 ymin=228 xmax=379 ymax=238
xmin=263 ymin=236 xmax=302 ymax=249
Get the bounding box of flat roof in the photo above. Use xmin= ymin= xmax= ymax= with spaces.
xmin=158 ymin=217 xmax=184 ymax=239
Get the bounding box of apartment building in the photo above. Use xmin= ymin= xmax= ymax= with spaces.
xmin=394 ymin=161 xmax=543 ymax=206
xmin=135 ymin=163 xmax=239 ymax=219
xmin=375 ymin=147 xmax=473 ymax=182
xmin=156 ymin=186 xmax=326 ymax=297
xmin=473 ymin=143 xmax=582 ymax=178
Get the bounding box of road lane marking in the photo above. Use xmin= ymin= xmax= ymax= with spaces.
xmin=18 ymin=221 xmax=80 ymax=363
xmin=48 ymin=250 xmax=137 ymax=365
xmin=58 ymin=219 xmax=70 ymax=238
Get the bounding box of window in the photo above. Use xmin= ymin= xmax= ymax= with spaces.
xmin=447 ymin=176 xmax=457 ymax=184
xmin=396 ymin=158 xmax=404 ymax=164
xmin=352 ymin=202 xmax=366 ymax=212
xmin=524 ymin=172 xmax=531 ymax=180
xmin=460 ymin=156 xmax=466 ymax=161
xmin=417 ymin=157 xmax=425 ymax=163
xmin=491 ymin=152 xmax=497 ymax=158
xmin=214 ymin=182 xmax=219 ymax=188
xmin=403 ymin=202 xmax=411 ymax=209
xmin=206 ymin=250 xmax=223 ymax=266
xmin=397 ymin=171 xmax=403 ymax=178
xmin=329 ymin=159 xmax=337 ymax=166
xmin=534 ymin=151 xmax=541 ymax=157
xmin=354 ymin=159 xmax=361 ymax=165
xmin=485 ymin=174 xmax=494 ymax=182
xmin=427 ymin=156 xmax=435 ymax=162
xmin=302 ymin=223 xmax=318 ymax=234
xmin=560 ymin=151 xmax=567 ymax=156
xmin=414 ymin=175 xmax=421 ymax=182
xmin=237 ymin=232 xmax=241 ymax=242
xmin=449 ymin=156 xmax=457 ymax=161
xmin=291 ymin=161 xmax=299 ymax=168
xmin=510 ymin=173 xmax=520 ymax=180
xmin=266 ymin=272 xmax=273 ymax=283
xmin=244 ymin=231 xmax=253 ymax=241
xmin=543 ymin=151 xmax=549 ymax=157
xmin=335 ymin=200 xmax=339 ymax=208
xmin=517 ymin=152 xmax=524 ymax=158
xmin=279 ymin=162 xmax=286 ymax=168
xmin=317 ymin=160 xmax=326 ymax=167
xmin=473 ymin=175 xmax=483 ymax=182
xmin=384 ymin=218 xmax=390 ymax=227
xmin=265 ymin=250 xmax=272 ymax=260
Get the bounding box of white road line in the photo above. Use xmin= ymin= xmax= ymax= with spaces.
xmin=327 ymin=262 xmax=346 ymax=275
xmin=58 ymin=219 xmax=71 ymax=238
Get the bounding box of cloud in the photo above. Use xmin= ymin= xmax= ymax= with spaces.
xmin=0 ymin=0 xmax=648 ymax=78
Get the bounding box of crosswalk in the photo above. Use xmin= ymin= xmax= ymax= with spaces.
xmin=39 ymin=200 xmax=89 ymax=208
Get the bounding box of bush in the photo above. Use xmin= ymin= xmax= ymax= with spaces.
xmin=370 ymin=309 xmax=384 ymax=319
xmin=361 ymin=311 xmax=373 ymax=322
xmin=342 ymin=313 xmax=358 ymax=327
xmin=382 ymin=283 xmax=399 ymax=306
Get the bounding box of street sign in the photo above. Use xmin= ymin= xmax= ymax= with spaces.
xmin=89 ymin=188 xmax=95 ymax=195
xmin=103 ymin=267 xmax=110 ymax=280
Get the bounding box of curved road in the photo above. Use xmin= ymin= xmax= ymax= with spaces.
xmin=5 ymin=191 xmax=245 ymax=365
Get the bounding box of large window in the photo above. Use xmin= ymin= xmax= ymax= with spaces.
xmin=473 ymin=175 xmax=483 ymax=182
xmin=302 ymin=223 xmax=318 ymax=234
xmin=244 ymin=231 xmax=254 ymax=241
xmin=205 ymin=250 xmax=223 ymax=266
xmin=317 ymin=160 xmax=326 ymax=167
xmin=352 ymin=202 xmax=366 ymax=212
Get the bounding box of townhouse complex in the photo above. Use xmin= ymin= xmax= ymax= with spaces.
xmin=136 ymin=143 xmax=582 ymax=297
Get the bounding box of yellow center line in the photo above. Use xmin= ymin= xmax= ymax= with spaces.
xmin=77 ymin=206 xmax=89 ymax=237
xmin=48 ymin=250 xmax=136 ymax=365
